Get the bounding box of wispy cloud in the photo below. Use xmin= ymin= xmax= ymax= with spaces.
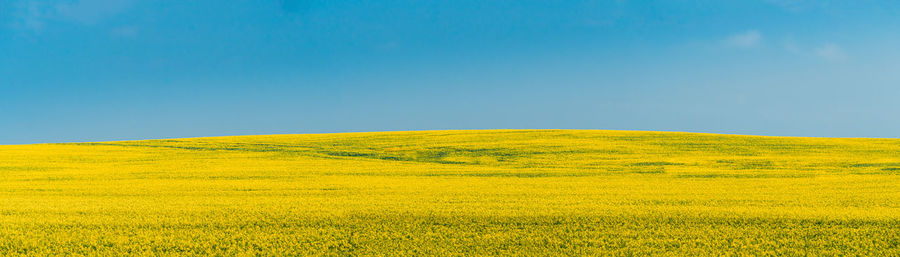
xmin=765 ymin=0 xmax=810 ymax=11
xmin=10 ymin=2 xmax=51 ymax=32
xmin=815 ymin=43 xmax=846 ymax=61
xmin=782 ymin=38 xmax=801 ymax=54
xmin=9 ymin=0 xmax=136 ymax=32
xmin=55 ymin=0 xmax=136 ymax=25
xmin=724 ymin=30 xmax=762 ymax=48
xmin=110 ymin=25 xmax=138 ymax=38
xmin=781 ymin=39 xmax=848 ymax=62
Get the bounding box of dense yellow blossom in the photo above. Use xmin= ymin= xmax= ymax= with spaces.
xmin=1 ymin=130 xmax=898 ymax=255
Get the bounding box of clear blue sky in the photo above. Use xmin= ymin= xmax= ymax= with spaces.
xmin=2 ymin=1 xmax=900 ymax=144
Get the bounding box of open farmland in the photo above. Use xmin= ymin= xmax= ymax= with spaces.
xmin=1 ymin=130 xmax=898 ymax=255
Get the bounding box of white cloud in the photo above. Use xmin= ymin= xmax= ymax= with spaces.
xmin=724 ymin=30 xmax=762 ymax=48
xmin=815 ymin=43 xmax=846 ymax=61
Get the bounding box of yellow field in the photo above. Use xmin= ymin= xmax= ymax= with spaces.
xmin=1 ymin=130 xmax=898 ymax=256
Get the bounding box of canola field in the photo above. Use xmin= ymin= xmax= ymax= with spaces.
xmin=1 ymin=130 xmax=899 ymax=256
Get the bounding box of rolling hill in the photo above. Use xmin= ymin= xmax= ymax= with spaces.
xmin=1 ymin=130 xmax=898 ymax=255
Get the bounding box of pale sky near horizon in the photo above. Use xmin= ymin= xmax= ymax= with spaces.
xmin=2 ymin=1 xmax=900 ymax=144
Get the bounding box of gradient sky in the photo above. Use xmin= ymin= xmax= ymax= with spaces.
xmin=2 ymin=0 xmax=900 ymax=144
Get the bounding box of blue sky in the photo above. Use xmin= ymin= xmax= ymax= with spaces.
xmin=2 ymin=0 xmax=900 ymax=144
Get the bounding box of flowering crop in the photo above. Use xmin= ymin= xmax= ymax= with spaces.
xmin=1 ymin=130 xmax=898 ymax=255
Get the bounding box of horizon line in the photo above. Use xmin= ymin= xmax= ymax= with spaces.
xmin=4 ymin=128 xmax=897 ymax=146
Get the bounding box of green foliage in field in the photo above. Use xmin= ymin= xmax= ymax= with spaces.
xmin=1 ymin=130 xmax=898 ymax=255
